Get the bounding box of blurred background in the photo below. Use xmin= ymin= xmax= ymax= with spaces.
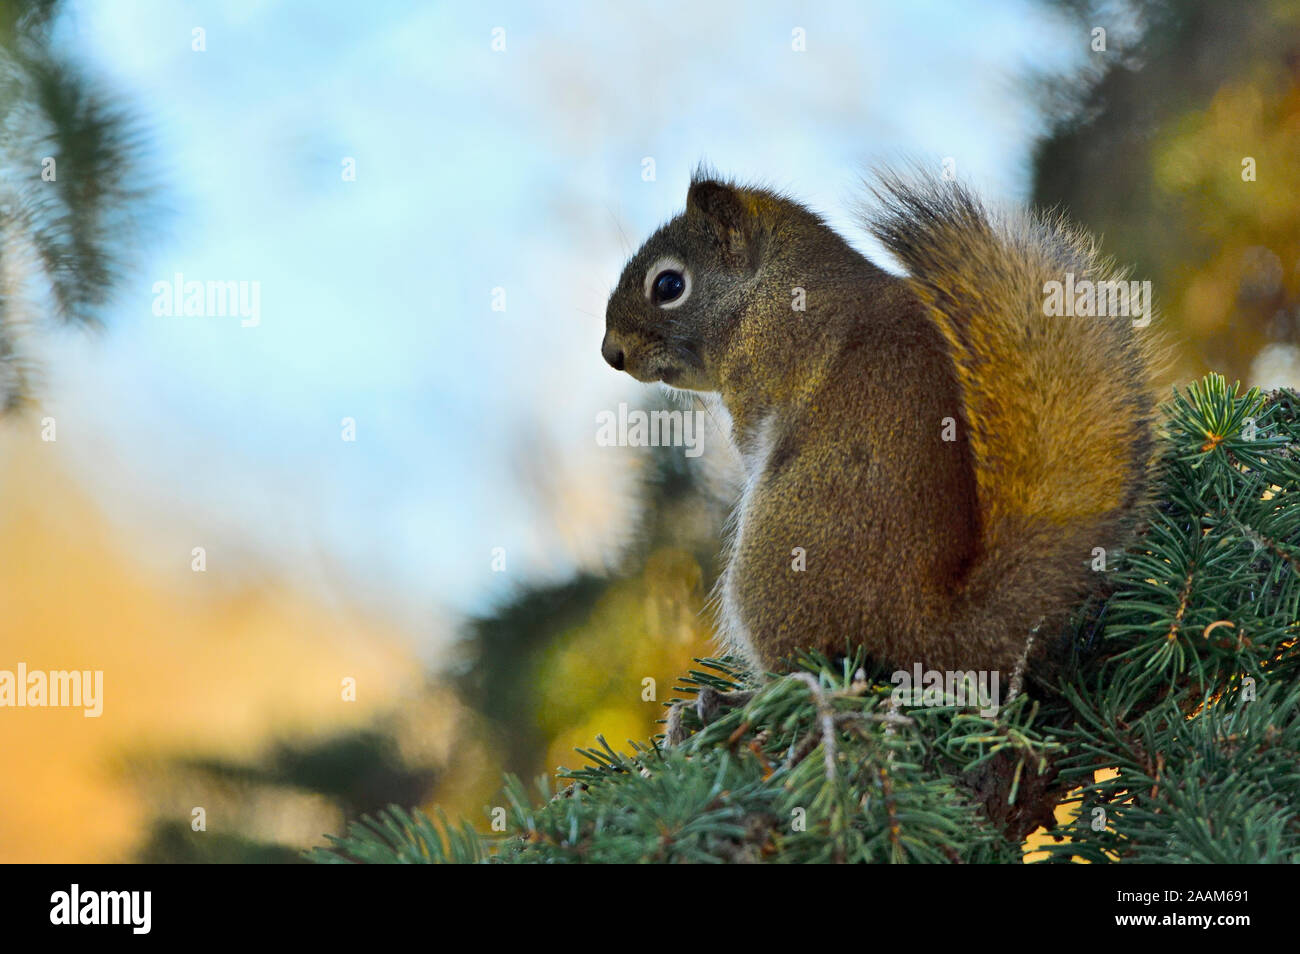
xmin=0 ymin=0 xmax=1296 ymax=861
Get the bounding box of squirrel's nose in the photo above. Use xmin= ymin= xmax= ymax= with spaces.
xmin=601 ymin=333 xmax=625 ymax=371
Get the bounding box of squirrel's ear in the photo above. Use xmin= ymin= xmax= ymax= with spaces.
xmin=686 ymin=180 xmax=754 ymax=265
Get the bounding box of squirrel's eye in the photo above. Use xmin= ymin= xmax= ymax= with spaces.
xmin=652 ymin=270 xmax=686 ymax=304
xmin=643 ymin=256 xmax=691 ymax=309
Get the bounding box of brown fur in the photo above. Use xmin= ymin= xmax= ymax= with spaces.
xmin=603 ymin=169 xmax=1159 ymax=677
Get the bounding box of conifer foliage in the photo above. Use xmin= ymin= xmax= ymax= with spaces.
xmin=310 ymin=375 xmax=1300 ymax=864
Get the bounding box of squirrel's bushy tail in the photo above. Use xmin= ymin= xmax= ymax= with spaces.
xmin=865 ymin=171 xmax=1161 ymax=670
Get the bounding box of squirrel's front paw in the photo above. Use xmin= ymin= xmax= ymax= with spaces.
xmin=664 ymin=687 xmax=756 ymax=746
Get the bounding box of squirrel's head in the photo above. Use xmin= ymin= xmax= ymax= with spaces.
xmin=602 ymin=177 xmax=770 ymax=391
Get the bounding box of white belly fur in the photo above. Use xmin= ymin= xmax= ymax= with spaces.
xmin=717 ymin=413 xmax=777 ymax=671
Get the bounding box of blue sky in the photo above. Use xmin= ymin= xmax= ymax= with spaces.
xmin=41 ymin=0 xmax=1087 ymax=654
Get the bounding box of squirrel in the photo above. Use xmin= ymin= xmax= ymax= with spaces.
xmin=601 ymin=167 xmax=1160 ymax=682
